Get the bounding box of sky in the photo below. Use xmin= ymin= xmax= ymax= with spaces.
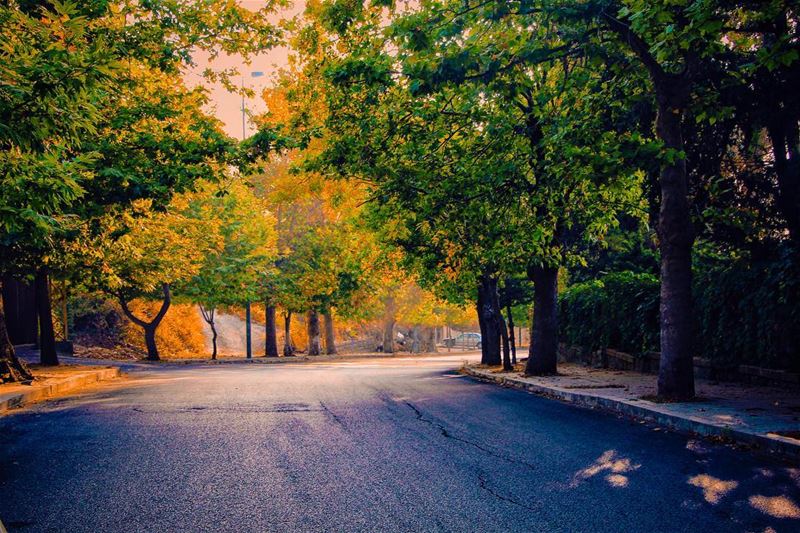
xmin=183 ymin=1 xmax=306 ymax=140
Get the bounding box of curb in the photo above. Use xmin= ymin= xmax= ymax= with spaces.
xmin=462 ymin=366 xmax=800 ymax=460
xmin=0 ymin=367 xmax=121 ymax=415
xmin=140 ymin=353 xmax=405 ymax=366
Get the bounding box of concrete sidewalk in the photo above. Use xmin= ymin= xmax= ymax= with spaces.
xmin=0 ymin=365 xmax=121 ymax=415
xmin=463 ymin=363 xmax=800 ymax=459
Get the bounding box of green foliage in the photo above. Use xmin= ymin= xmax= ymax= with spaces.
xmin=180 ymin=182 xmax=278 ymax=310
xmin=1 ymin=0 xmax=284 ymax=278
xmin=561 ymin=248 xmax=800 ymax=371
xmin=560 ymin=271 xmax=660 ymax=355
xmin=83 ymin=196 xmax=217 ymax=302
xmin=313 ymin=0 xmax=649 ymax=304
xmin=273 ymin=220 xmax=376 ymax=317
xmin=81 ymin=66 xmax=237 ymax=216
xmin=0 ymin=1 xmax=115 ymax=257
xmin=694 ymin=247 xmax=800 ymax=371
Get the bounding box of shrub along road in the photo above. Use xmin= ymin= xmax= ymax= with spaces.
xmin=1 ymin=354 xmax=798 ymax=532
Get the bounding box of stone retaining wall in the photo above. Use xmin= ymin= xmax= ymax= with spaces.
xmin=558 ymin=344 xmax=799 ymax=387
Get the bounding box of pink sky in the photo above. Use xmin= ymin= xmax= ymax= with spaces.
xmin=183 ymin=1 xmax=305 ymax=140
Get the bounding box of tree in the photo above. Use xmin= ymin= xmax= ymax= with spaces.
xmin=311 ymin=0 xmax=645 ymax=374
xmin=252 ymin=69 xmax=385 ymax=357
xmin=579 ymin=0 xmax=799 ymax=398
xmin=498 ymin=277 xmax=535 ymax=367
xmin=80 ymin=197 xmax=217 ymax=360
xmin=323 ymin=311 xmax=337 ymax=355
xmin=0 ymin=1 xmax=115 ymax=373
xmin=1 ymin=0 xmax=284 ymax=375
xmin=181 ymin=182 xmax=277 ymax=359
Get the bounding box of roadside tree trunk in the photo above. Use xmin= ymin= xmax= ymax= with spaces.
xmin=500 ymin=313 xmax=512 ymax=372
xmin=770 ymin=117 xmax=800 ymax=245
xmin=412 ymin=328 xmax=421 ymax=353
xmin=476 ymin=292 xmax=487 ymax=361
xmin=323 ymin=311 xmax=337 ymax=355
xmin=525 ymin=266 xmax=559 ymax=375
xmin=1 ymin=276 xmax=37 ymax=345
xmin=35 ymin=269 xmax=58 ymax=366
xmin=199 ymin=305 xmax=217 ymax=360
xmin=763 ymin=45 xmax=800 ymax=245
xmin=307 ymin=309 xmax=321 ymax=355
xmin=382 ymin=296 xmax=396 ymax=353
xmin=602 ymin=14 xmax=696 ymax=400
xmin=265 ymin=305 xmax=279 ymax=357
xmin=478 ymin=274 xmax=502 ymax=366
xmin=382 ymin=319 xmax=395 ymax=353
xmin=506 ymin=304 xmax=517 ymax=365
xmin=0 ymin=286 xmax=33 ymax=383
xmin=119 ymin=283 xmax=171 ymax=361
xmin=421 ymin=327 xmax=437 ymax=353
xmin=654 ymin=93 xmax=696 ymax=399
xmin=283 ymin=311 xmax=295 ymax=356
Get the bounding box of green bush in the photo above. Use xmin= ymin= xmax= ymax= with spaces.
xmin=694 ymin=248 xmax=800 ymax=371
xmin=559 ymin=248 xmax=800 ymax=371
xmin=559 ymin=271 xmax=660 ymax=355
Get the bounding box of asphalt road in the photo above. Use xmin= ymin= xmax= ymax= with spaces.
xmin=1 ymin=354 xmax=799 ymax=532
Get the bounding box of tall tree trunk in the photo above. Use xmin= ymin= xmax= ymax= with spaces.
xmin=35 ymin=269 xmax=58 ymax=366
xmin=265 ymin=305 xmax=278 ymax=357
xmin=283 ymin=311 xmax=295 ymax=356
xmin=382 ymin=296 xmax=396 ymax=353
xmin=525 ymin=266 xmax=559 ymax=375
xmin=410 ymin=326 xmax=422 ymax=353
xmin=767 ymin=120 xmax=800 ymax=245
xmin=307 ymin=309 xmax=321 ymax=355
xmin=245 ymin=301 xmax=252 ymax=359
xmin=476 ymin=291 xmax=488 ymax=361
xmin=0 ymin=284 xmax=33 ymax=383
xmin=210 ymin=322 xmax=218 ymax=360
xmin=506 ymin=304 xmax=517 ymax=365
xmin=199 ymin=305 xmax=217 ymax=360
xmin=655 ymin=96 xmax=696 ymax=400
xmin=602 ymin=11 xmax=696 ymax=399
xmin=1 ymin=275 xmax=37 ymax=345
xmin=500 ymin=313 xmax=512 ymax=372
xmin=119 ymin=283 xmax=171 ymax=361
xmin=143 ymin=325 xmax=158 ymax=361
xmin=382 ymin=319 xmax=395 ymax=353
xmin=763 ymin=13 xmax=800 ymax=246
xmin=478 ymin=274 xmax=502 ymax=366
xmin=421 ymin=327 xmax=438 ymax=353
xmin=323 ymin=311 xmax=337 ymax=355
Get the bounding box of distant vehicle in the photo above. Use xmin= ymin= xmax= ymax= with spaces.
xmin=443 ymin=332 xmax=482 ymax=349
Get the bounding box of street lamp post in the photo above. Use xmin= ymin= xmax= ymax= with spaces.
xmin=241 ymin=70 xmax=263 ymax=360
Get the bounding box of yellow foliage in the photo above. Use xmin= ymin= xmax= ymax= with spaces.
xmin=396 ymin=281 xmax=477 ymax=328
xmin=122 ymin=300 xmax=206 ymax=358
xmin=223 ymin=303 xmax=310 ymax=351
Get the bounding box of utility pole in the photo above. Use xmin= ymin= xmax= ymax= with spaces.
xmin=241 ymin=75 xmax=246 ymax=141
xmin=240 ymin=70 xmax=263 ymax=360
xmin=241 ymin=76 xmax=251 ymax=359
xmin=245 ymin=302 xmax=252 ymax=359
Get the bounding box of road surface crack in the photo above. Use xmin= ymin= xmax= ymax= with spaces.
xmin=319 ymin=401 xmax=346 ymax=428
xmin=404 ymin=401 xmax=538 ymax=471
xmin=478 ymin=473 xmax=539 ymax=511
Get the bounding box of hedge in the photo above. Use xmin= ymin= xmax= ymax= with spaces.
xmin=559 ymin=271 xmax=660 ymax=356
xmin=559 ymin=250 xmax=800 ymax=371
xmin=694 ymin=248 xmax=800 ymax=371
